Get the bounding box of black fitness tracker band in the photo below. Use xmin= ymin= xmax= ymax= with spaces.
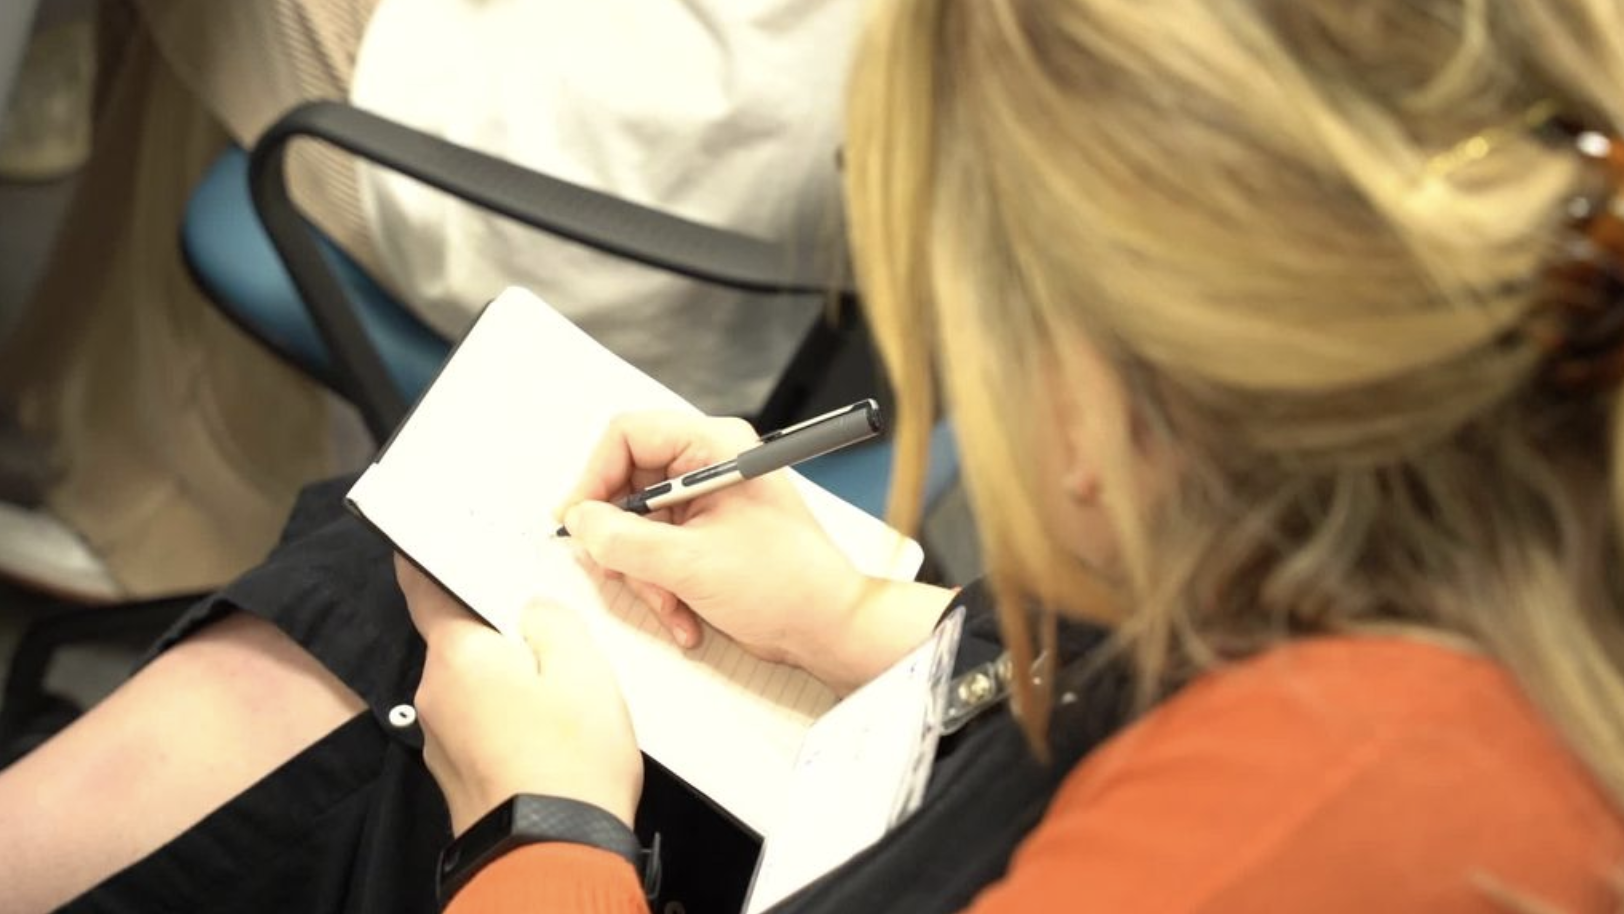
xmin=436 ymin=795 xmax=662 ymax=907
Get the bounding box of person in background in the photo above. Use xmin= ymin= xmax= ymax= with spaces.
xmin=4 ymin=0 xmax=1624 ymax=912
xmin=351 ymin=0 xmax=859 ymax=417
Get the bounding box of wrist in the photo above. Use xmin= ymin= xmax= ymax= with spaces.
xmin=781 ymin=567 xmax=870 ymax=689
xmin=796 ymin=578 xmax=955 ymax=695
xmin=446 ymin=763 xmax=640 ymax=838
xmin=437 ymin=794 xmax=662 ymax=906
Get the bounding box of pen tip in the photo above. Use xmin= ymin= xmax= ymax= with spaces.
xmin=553 ymin=526 xmax=571 ymax=538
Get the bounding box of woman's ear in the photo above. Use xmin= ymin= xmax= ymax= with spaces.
xmin=1047 ymin=374 xmax=1122 ymax=572
xmin=1054 ymin=388 xmax=1103 ymax=508
xmin=1041 ymin=332 xmax=1148 ymax=572
xmin=1061 ymin=463 xmax=1101 ymax=506
xmin=1049 ymin=337 xmax=1123 ymax=507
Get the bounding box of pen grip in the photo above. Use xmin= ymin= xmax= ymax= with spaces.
xmin=736 ymin=406 xmax=881 ymax=478
xmin=617 ymin=481 xmax=671 ymax=515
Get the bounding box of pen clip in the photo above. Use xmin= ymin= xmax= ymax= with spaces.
xmin=757 ymin=399 xmax=879 ymax=444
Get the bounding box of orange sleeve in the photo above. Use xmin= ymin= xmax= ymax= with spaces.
xmin=446 ymin=842 xmax=646 ymax=914
xmin=447 ymin=640 xmax=1623 ymax=914
xmin=964 ymin=639 xmax=1624 ymax=914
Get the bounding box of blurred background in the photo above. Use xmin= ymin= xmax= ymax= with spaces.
xmin=1 ymin=0 xmax=138 ymax=750
xmin=0 ymin=0 xmax=981 ymax=763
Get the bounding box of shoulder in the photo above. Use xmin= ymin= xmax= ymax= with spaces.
xmin=971 ymin=638 xmax=1624 ymax=914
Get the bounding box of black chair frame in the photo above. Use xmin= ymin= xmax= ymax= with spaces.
xmin=249 ymin=100 xmax=869 ymax=441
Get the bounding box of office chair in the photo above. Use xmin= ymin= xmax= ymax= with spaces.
xmin=190 ymin=100 xmax=959 ymax=518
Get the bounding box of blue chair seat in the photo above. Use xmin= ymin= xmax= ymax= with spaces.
xmin=799 ymin=420 xmax=959 ymax=521
xmin=182 ymin=147 xmax=450 ymax=400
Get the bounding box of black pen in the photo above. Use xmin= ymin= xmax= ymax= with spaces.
xmin=554 ymin=399 xmax=883 ymax=536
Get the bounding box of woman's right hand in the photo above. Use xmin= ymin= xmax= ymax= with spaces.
xmin=559 ymin=411 xmax=874 ymax=683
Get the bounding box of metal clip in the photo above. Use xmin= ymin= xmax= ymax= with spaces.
xmin=942 ymin=651 xmax=1046 ymax=734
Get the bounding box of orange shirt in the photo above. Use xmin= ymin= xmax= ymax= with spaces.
xmin=450 ymin=637 xmax=1624 ymax=913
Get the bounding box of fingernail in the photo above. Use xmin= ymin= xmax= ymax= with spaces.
xmin=675 ymin=623 xmax=695 ymax=649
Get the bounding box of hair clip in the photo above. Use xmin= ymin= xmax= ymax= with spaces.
xmin=1531 ymin=124 xmax=1624 ymax=393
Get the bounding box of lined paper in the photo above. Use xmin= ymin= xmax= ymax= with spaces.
xmin=347 ymin=286 xmax=922 ymax=836
xmin=743 ymin=608 xmax=962 ymax=913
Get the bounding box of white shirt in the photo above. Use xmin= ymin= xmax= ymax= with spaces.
xmin=350 ymin=0 xmax=861 ymax=415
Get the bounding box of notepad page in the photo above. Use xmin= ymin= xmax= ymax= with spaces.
xmin=346 ymin=286 xmax=923 ymax=836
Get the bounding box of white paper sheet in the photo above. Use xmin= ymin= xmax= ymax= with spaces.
xmin=347 ymin=286 xmax=923 ymax=836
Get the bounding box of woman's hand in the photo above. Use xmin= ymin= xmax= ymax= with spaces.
xmin=561 ymin=412 xmax=868 ymax=670
xmin=398 ymin=555 xmax=643 ymax=835
xmin=560 ymin=411 xmax=950 ymax=694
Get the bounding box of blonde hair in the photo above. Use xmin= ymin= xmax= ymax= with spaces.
xmin=846 ymin=0 xmax=1624 ymax=808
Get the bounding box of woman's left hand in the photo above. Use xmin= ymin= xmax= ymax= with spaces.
xmin=397 ymin=555 xmax=643 ymax=835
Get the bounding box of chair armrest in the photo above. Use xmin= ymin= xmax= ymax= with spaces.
xmin=247 ymin=100 xmax=853 ymax=440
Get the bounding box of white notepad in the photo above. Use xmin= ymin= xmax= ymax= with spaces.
xmin=346 ymin=286 xmax=923 ymax=838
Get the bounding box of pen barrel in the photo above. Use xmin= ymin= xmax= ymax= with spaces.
xmin=737 ymin=405 xmax=882 ymax=478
